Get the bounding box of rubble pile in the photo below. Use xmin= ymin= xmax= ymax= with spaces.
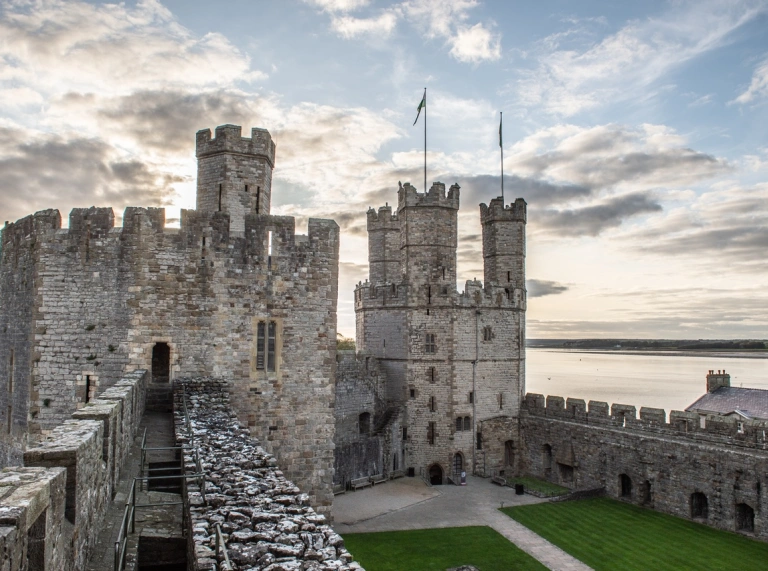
xmin=174 ymin=378 xmax=363 ymax=571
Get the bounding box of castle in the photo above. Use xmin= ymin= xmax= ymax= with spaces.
xmin=0 ymin=124 xmax=339 ymax=512
xmin=1 ymin=124 xmax=766 ymax=557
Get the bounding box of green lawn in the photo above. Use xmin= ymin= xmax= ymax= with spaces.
xmin=342 ymin=526 xmax=547 ymax=571
xmin=503 ymin=498 xmax=768 ymax=571
xmin=508 ymin=476 xmax=568 ymax=497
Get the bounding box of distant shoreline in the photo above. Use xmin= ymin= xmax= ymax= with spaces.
xmin=528 ymin=348 xmax=768 ymax=360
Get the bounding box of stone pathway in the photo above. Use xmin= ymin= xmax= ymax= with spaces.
xmin=333 ymin=476 xmax=592 ymax=571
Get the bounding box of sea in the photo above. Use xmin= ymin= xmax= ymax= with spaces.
xmin=525 ymin=348 xmax=768 ymax=413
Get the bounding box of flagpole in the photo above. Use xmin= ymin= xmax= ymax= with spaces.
xmin=500 ymin=111 xmax=504 ymax=206
xmin=424 ymin=88 xmax=427 ymax=193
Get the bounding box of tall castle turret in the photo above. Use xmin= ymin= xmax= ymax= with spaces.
xmin=196 ymin=124 xmax=276 ymax=232
xmin=354 ymin=180 xmax=527 ymax=483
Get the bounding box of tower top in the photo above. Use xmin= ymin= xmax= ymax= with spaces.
xmin=196 ymin=124 xmax=276 ymax=168
xmin=397 ymin=182 xmax=460 ymax=211
xmin=480 ymin=197 xmax=527 ymax=223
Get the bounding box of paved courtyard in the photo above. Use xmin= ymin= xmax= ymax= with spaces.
xmin=333 ymin=475 xmax=592 ymax=571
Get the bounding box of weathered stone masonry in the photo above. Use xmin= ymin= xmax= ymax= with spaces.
xmin=521 ymin=393 xmax=768 ymax=539
xmin=347 ymin=185 xmax=527 ymax=482
xmin=0 ymin=125 xmax=339 ymax=513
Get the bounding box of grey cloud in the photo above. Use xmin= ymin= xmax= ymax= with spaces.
xmin=527 ymin=279 xmax=568 ymax=298
xmin=92 ymin=90 xmax=261 ymax=153
xmin=537 ymin=192 xmax=662 ymax=236
xmin=457 ymin=174 xmax=591 ymax=206
xmin=0 ymin=128 xmax=182 ymax=225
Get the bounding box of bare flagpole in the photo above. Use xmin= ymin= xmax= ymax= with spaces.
xmin=424 ymin=88 xmax=427 ymax=193
xmin=500 ymin=111 xmax=504 ymax=206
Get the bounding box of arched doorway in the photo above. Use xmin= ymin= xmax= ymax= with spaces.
xmin=691 ymin=492 xmax=708 ymax=519
xmin=619 ymin=474 xmax=632 ymax=499
xmin=429 ymin=464 xmax=443 ymax=485
xmin=151 ymin=342 xmax=170 ymax=383
xmin=736 ymin=503 xmax=755 ymax=532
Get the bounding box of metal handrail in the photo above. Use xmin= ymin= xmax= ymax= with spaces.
xmin=215 ymin=523 xmax=233 ymax=570
xmin=113 ymin=478 xmax=136 ymax=571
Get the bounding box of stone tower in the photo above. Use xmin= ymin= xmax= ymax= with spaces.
xmin=355 ymin=182 xmax=527 ymax=482
xmin=196 ymin=124 xmax=276 ymax=232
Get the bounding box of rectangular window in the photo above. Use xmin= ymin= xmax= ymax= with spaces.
xmin=427 ymin=422 xmax=435 ymax=445
xmin=7 ymin=350 xmax=14 ymax=434
xmin=410 ymin=388 xmax=415 ymax=399
xmin=402 ymin=426 xmax=407 ymax=440
xmin=218 ymin=184 xmax=223 ymax=211
xmin=245 ymin=184 xmax=249 ymax=193
xmin=85 ymin=375 xmax=91 ymax=404
xmin=429 ymin=396 xmax=436 ymax=412
xmin=267 ymin=321 xmax=276 ymax=372
xmin=256 ymin=322 xmax=265 ymax=370
xmin=256 ymin=186 xmax=260 ymax=214
xmin=425 ymin=333 xmax=436 ymax=354
xmin=483 ymin=326 xmax=492 ymax=342
xmin=428 ymin=367 xmax=436 ymax=383
xmin=476 ymin=431 xmax=483 ymax=450
xmin=469 ymin=391 xmax=473 ymax=404
xmin=498 ymin=393 xmax=504 ymax=410
xmin=456 ymin=417 xmax=463 ymax=431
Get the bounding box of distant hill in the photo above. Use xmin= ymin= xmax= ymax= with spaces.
xmin=527 ymin=339 xmax=768 ymax=351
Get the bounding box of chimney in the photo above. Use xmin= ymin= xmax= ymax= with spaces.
xmin=706 ymin=369 xmax=730 ymax=393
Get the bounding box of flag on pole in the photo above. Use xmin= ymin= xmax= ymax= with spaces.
xmin=413 ymin=90 xmax=426 ymax=125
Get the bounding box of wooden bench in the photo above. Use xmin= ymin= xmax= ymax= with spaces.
xmin=370 ymin=473 xmax=387 ymax=486
xmin=390 ymin=469 xmax=405 ymax=480
xmin=491 ymin=475 xmax=507 ymax=486
xmin=333 ymin=484 xmax=346 ymax=496
xmin=350 ymin=477 xmax=372 ymax=491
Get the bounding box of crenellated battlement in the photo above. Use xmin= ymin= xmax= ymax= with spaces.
xmin=367 ymin=204 xmax=399 ymax=231
xmin=397 ymin=181 xmax=460 ymax=211
xmin=196 ymin=124 xmax=276 ymax=167
xmin=522 ymin=392 xmax=768 ymax=445
xmin=480 ymin=196 xmax=527 ymax=223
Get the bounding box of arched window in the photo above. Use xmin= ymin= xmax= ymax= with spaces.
xmin=359 ymin=412 xmax=371 ymax=435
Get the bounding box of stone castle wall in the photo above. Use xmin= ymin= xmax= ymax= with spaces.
xmin=521 ymin=393 xmax=768 ymax=539
xmin=0 ymin=369 xmax=148 ymax=571
xmin=0 ymin=204 xmax=339 ymax=511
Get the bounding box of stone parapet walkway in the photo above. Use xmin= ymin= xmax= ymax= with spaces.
xmin=333 ymin=476 xmax=592 ymax=571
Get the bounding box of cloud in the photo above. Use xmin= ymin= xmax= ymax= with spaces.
xmin=331 ymin=12 xmax=399 ymax=38
xmin=508 ymin=124 xmax=731 ymax=192
xmin=631 ymin=183 xmax=768 ymax=271
xmin=0 ymin=127 xmax=182 ymax=225
xmin=448 ymin=22 xmax=501 ymax=63
xmin=516 ymin=0 xmax=766 ymax=115
xmin=732 ymin=55 xmax=768 ymax=104
xmin=308 ymin=0 xmax=502 ymax=62
xmin=458 ymin=174 xmax=590 ymax=206
xmin=0 ymin=0 xmax=264 ymax=100
xmin=537 ymin=192 xmax=662 ymax=236
xmin=527 ymin=279 xmax=569 ymax=298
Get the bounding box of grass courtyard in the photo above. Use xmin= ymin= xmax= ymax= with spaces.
xmin=503 ymin=497 xmax=768 ymax=571
xmin=342 ymin=526 xmax=547 ymax=571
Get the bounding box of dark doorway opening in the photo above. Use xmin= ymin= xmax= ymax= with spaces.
xmin=453 ymin=453 xmax=463 ymax=481
xmin=736 ymin=503 xmax=755 ymax=532
xmin=640 ymin=480 xmax=652 ymax=506
xmin=151 ymin=343 xmax=170 ymax=383
xmin=619 ymin=474 xmax=632 ymax=499
xmin=429 ymin=464 xmax=443 ymax=485
xmin=691 ymin=492 xmax=708 ymax=519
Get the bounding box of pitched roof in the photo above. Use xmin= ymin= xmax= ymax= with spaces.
xmin=686 ymin=387 xmax=768 ymax=420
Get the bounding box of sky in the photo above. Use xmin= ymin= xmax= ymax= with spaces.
xmin=0 ymin=0 xmax=767 ymax=339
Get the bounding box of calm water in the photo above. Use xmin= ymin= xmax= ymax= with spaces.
xmin=526 ymin=348 xmax=768 ymax=412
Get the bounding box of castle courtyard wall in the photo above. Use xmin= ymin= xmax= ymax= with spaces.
xmin=521 ymin=393 xmax=768 ymax=540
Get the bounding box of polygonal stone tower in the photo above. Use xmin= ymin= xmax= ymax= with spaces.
xmin=196 ymin=124 xmax=276 ymax=232
xmin=354 ymin=180 xmax=527 ymax=483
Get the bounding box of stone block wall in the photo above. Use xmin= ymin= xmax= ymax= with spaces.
xmin=521 ymin=393 xmax=768 ymax=540
xmin=0 ymin=369 xmax=147 ymax=570
xmin=0 ymin=467 xmax=68 ymax=571
xmin=173 ymin=378 xmax=362 ymax=570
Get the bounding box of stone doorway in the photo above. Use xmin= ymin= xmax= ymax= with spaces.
xmin=691 ymin=492 xmax=708 ymax=519
xmin=619 ymin=473 xmax=632 ymax=499
xmin=429 ymin=463 xmax=443 ymax=485
xmin=152 ymin=342 xmax=171 ymax=383
xmin=452 ymin=453 xmax=463 ymax=481
xmin=735 ymin=503 xmax=755 ymax=532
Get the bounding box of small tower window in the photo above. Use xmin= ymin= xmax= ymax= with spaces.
xmin=469 ymin=391 xmax=474 ymax=404
xmin=429 ymin=396 xmax=436 ymax=412
xmin=483 ymin=326 xmax=492 ymax=342
xmin=464 ymin=416 xmax=471 ymax=431
xmin=425 ymin=333 xmax=436 ymax=354
xmin=427 ymin=422 xmax=436 ymax=445
xmin=218 ymin=184 xmax=223 ymax=211
xmin=256 ymin=320 xmax=279 ymax=373
xmin=410 ymin=388 xmax=415 ymax=399
xmin=456 ymin=417 xmax=463 ymax=431
xmin=428 ymin=367 xmax=436 ymax=383
xmin=256 ymin=186 xmax=260 ymax=214
xmin=507 ymin=271 xmax=511 ymax=283
xmin=498 ymin=393 xmax=504 ymax=410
